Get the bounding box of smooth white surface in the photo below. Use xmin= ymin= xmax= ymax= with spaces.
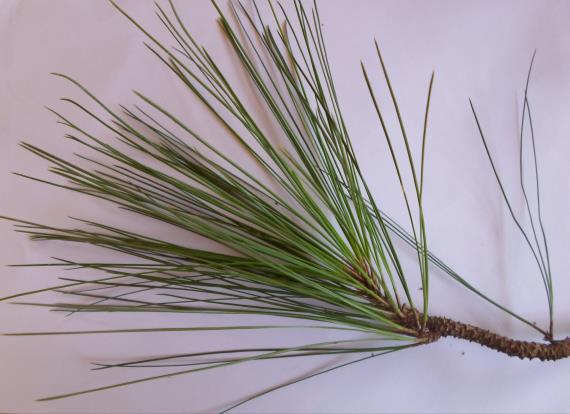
xmin=2 ymin=0 xmax=570 ymax=412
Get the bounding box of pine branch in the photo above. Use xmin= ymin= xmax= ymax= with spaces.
xmin=2 ymin=0 xmax=566 ymax=408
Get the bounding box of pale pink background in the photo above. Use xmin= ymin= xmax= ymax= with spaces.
xmin=2 ymin=0 xmax=570 ymax=412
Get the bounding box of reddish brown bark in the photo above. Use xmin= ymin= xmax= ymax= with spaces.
xmin=398 ymin=307 xmax=570 ymax=361
xmin=425 ymin=315 xmax=570 ymax=361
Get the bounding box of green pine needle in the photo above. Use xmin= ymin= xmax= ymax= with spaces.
xmin=2 ymin=0 xmax=555 ymax=408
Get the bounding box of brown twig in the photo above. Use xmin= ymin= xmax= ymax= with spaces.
xmin=400 ymin=306 xmax=570 ymax=361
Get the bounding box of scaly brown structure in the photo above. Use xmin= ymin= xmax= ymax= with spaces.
xmin=399 ymin=307 xmax=570 ymax=361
